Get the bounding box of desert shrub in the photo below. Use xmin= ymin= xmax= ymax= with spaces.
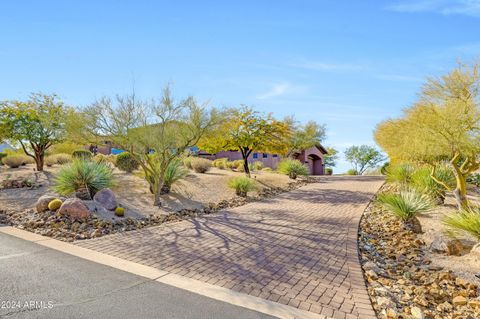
xmin=191 ymin=158 xmax=212 ymax=173
xmin=2 ymin=156 xmax=25 ymax=168
xmin=72 ymin=149 xmax=93 ymax=160
xmin=346 ymin=169 xmax=358 ymax=175
xmin=115 ymin=152 xmax=139 ymax=173
xmin=325 ymin=167 xmax=333 ymax=175
xmin=278 ymin=159 xmax=309 ymax=179
xmin=377 ymin=190 xmax=433 ymax=221
xmin=162 ymin=158 xmax=189 ymax=193
xmin=49 ymin=141 xmax=84 ymax=155
xmin=250 ymin=161 xmax=264 ymax=171
xmin=262 ymin=167 xmax=273 ymax=172
xmin=54 ymin=160 xmax=114 ymax=198
xmin=411 ymin=165 xmax=455 ymax=202
xmin=443 ymin=207 xmax=480 ymax=240
xmin=228 ymin=176 xmax=256 ymax=197
xmin=21 ymin=155 xmax=35 ymax=165
xmin=94 ymin=153 xmax=110 ymax=165
xmin=386 ymin=163 xmax=415 ymax=186
xmin=45 ymin=156 xmax=56 ymax=167
xmin=183 ymin=157 xmax=194 ymax=169
xmin=0 ymin=152 xmax=7 ymax=165
xmin=53 ymin=153 xmax=72 ymax=165
xmin=213 ymin=158 xmax=228 ymax=169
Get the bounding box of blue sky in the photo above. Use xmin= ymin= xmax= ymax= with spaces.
xmin=1 ymin=1 xmax=480 ymax=172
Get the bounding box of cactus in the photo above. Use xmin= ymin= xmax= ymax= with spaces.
xmin=114 ymin=207 xmax=125 ymax=217
xmin=48 ymin=198 xmax=63 ymax=211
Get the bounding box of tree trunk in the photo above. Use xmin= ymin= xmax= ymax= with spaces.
xmin=450 ymin=162 xmax=468 ymax=210
xmin=154 ymin=187 xmax=162 ymax=207
xmin=35 ymin=152 xmax=44 ymax=171
xmin=243 ymin=158 xmax=251 ymax=178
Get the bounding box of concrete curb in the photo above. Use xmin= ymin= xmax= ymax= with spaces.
xmin=0 ymin=225 xmax=331 ymax=319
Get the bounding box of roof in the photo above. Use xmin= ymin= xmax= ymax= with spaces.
xmin=315 ymin=143 xmax=328 ymax=154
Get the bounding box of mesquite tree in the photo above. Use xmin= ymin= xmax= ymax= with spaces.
xmin=0 ymin=93 xmax=70 ymax=171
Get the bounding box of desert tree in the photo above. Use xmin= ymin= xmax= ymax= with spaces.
xmin=199 ymin=107 xmax=291 ymax=177
xmin=324 ymin=147 xmax=339 ymax=168
xmin=0 ymin=93 xmax=71 ymax=171
xmin=82 ymin=86 xmax=218 ymax=206
xmin=344 ymin=145 xmax=385 ymax=175
xmin=283 ymin=117 xmax=326 ymax=157
xmin=375 ymin=63 xmax=480 ymax=209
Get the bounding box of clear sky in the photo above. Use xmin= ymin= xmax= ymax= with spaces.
xmin=1 ymin=1 xmax=480 ymax=172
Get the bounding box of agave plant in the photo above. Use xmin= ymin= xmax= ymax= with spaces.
xmin=377 ymin=190 xmax=433 ymax=233
xmin=54 ymin=159 xmax=114 ymax=199
xmin=443 ymin=207 xmax=480 ymax=240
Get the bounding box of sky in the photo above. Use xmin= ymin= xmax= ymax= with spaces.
xmin=1 ymin=0 xmax=480 ymax=172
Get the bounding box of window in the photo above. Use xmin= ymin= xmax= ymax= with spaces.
xmin=253 ymin=153 xmax=258 ymax=159
xmin=263 ymin=153 xmax=268 ymax=158
xmin=272 ymin=154 xmax=278 ymax=158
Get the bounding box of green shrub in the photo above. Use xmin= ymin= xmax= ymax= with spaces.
xmin=162 ymin=158 xmax=189 ymax=193
xmin=0 ymin=152 xmax=7 ymax=165
xmin=278 ymin=159 xmax=309 ymax=179
xmin=54 ymin=160 xmax=114 ymax=198
xmin=72 ymin=149 xmax=93 ymax=160
xmin=377 ymin=190 xmax=433 ymax=221
xmin=386 ymin=163 xmax=415 ymax=186
xmin=250 ymin=161 xmax=264 ymax=171
xmin=346 ymin=169 xmax=358 ymax=175
xmin=228 ymin=176 xmax=257 ymax=197
xmin=325 ymin=167 xmax=333 ymax=175
xmin=443 ymin=207 xmax=480 ymax=240
xmin=411 ymin=165 xmax=455 ymax=202
xmin=191 ymin=158 xmax=212 ymax=173
xmin=2 ymin=156 xmax=25 ymax=168
xmin=115 ymin=152 xmax=139 ymax=173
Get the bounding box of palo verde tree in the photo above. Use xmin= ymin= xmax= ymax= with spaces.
xmin=199 ymin=107 xmax=291 ymax=177
xmin=344 ymin=145 xmax=385 ymax=175
xmin=375 ymin=63 xmax=480 ymax=209
xmin=0 ymin=93 xmax=70 ymax=171
xmin=82 ymin=86 xmax=218 ymax=206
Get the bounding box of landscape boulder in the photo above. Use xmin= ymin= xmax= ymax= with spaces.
xmin=36 ymin=195 xmax=57 ymax=213
xmin=430 ymin=236 xmax=464 ymax=256
xmin=58 ymin=198 xmax=91 ymax=220
xmin=93 ymin=188 xmax=117 ymax=211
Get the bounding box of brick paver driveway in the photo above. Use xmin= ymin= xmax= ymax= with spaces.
xmin=77 ymin=176 xmax=384 ymax=319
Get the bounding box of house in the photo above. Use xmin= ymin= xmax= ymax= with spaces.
xmin=198 ymin=144 xmax=328 ymax=175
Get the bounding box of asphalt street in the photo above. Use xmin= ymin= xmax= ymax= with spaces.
xmin=0 ymin=230 xmax=275 ymax=319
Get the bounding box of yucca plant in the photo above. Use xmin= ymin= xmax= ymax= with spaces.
xmin=228 ymin=176 xmax=257 ymax=197
xmin=377 ymin=190 xmax=433 ymax=233
xmin=161 ymin=158 xmax=189 ymax=194
xmin=54 ymin=159 xmax=114 ymax=199
xmin=278 ymin=159 xmax=309 ymax=179
xmin=443 ymin=207 xmax=480 ymax=240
